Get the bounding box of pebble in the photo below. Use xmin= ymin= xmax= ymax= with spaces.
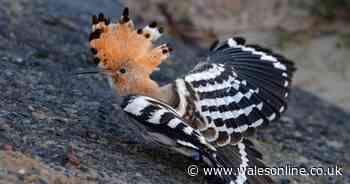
xmin=49 ymin=116 xmax=69 ymax=123
xmin=293 ymin=131 xmax=302 ymax=138
xmin=28 ymin=105 xmax=35 ymax=111
xmin=32 ymin=111 xmax=48 ymax=120
xmin=16 ymin=57 xmax=23 ymax=63
xmin=1 ymin=56 xmax=8 ymax=61
xmin=18 ymin=168 xmax=26 ymax=175
xmin=63 ymin=107 xmax=78 ymax=114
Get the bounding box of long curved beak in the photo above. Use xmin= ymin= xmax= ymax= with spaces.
xmin=73 ymin=69 xmax=113 ymax=76
xmin=74 ymin=71 xmax=101 ymax=75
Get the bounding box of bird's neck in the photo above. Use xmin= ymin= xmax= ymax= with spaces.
xmin=159 ymin=83 xmax=177 ymax=106
xmin=127 ymin=79 xmax=177 ymax=105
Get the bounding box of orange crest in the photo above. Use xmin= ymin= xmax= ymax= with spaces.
xmin=89 ymin=8 xmax=173 ymax=74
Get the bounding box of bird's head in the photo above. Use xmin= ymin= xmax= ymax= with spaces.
xmin=89 ymin=8 xmax=172 ymax=97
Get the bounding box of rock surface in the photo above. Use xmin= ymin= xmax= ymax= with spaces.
xmin=129 ymin=0 xmax=350 ymax=110
xmin=0 ymin=0 xmax=349 ymax=184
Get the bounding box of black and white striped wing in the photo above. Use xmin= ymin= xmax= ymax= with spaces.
xmin=121 ymin=95 xmax=269 ymax=184
xmin=182 ymin=37 xmax=295 ymax=146
xmin=121 ymin=95 xmax=214 ymax=152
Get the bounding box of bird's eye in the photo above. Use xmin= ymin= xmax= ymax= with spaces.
xmin=119 ymin=68 xmax=127 ymax=74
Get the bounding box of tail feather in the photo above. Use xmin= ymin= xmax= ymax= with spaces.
xmin=203 ymin=139 xmax=274 ymax=184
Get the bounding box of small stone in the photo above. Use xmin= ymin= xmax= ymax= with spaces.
xmin=28 ymin=105 xmax=35 ymax=111
xmin=1 ymin=56 xmax=8 ymax=61
xmin=293 ymin=131 xmax=302 ymax=138
xmin=49 ymin=117 xmax=68 ymax=123
xmin=135 ymin=172 xmax=142 ymax=177
xmin=32 ymin=111 xmax=47 ymax=120
xmin=18 ymin=168 xmax=26 ymax=175
xmin=63 ymin=107 xmax=78 ymax=114
xmin=10 ymin=32 xmax=15 ymax=38
xmin=16 ymin=57 xmax=24 ymax=63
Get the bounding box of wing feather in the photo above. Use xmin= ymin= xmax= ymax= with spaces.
xmin=179 ymin=37 xmax=295 ymax=146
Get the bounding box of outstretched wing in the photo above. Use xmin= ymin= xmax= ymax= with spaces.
xmin=175 ymin=37 xmax=296 ymax=146
xmin=121 ymin=95 xmax=272 ymax=184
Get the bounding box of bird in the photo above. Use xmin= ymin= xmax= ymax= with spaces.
xmin=89 ymin=7 xmax=296 ymax=184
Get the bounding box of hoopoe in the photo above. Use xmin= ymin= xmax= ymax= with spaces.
xmin=89 ymin=7 xmax=295 ymax=184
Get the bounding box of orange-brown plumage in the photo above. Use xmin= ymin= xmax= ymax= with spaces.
xmin=89 ymin=8 xmax=171 ymax=98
